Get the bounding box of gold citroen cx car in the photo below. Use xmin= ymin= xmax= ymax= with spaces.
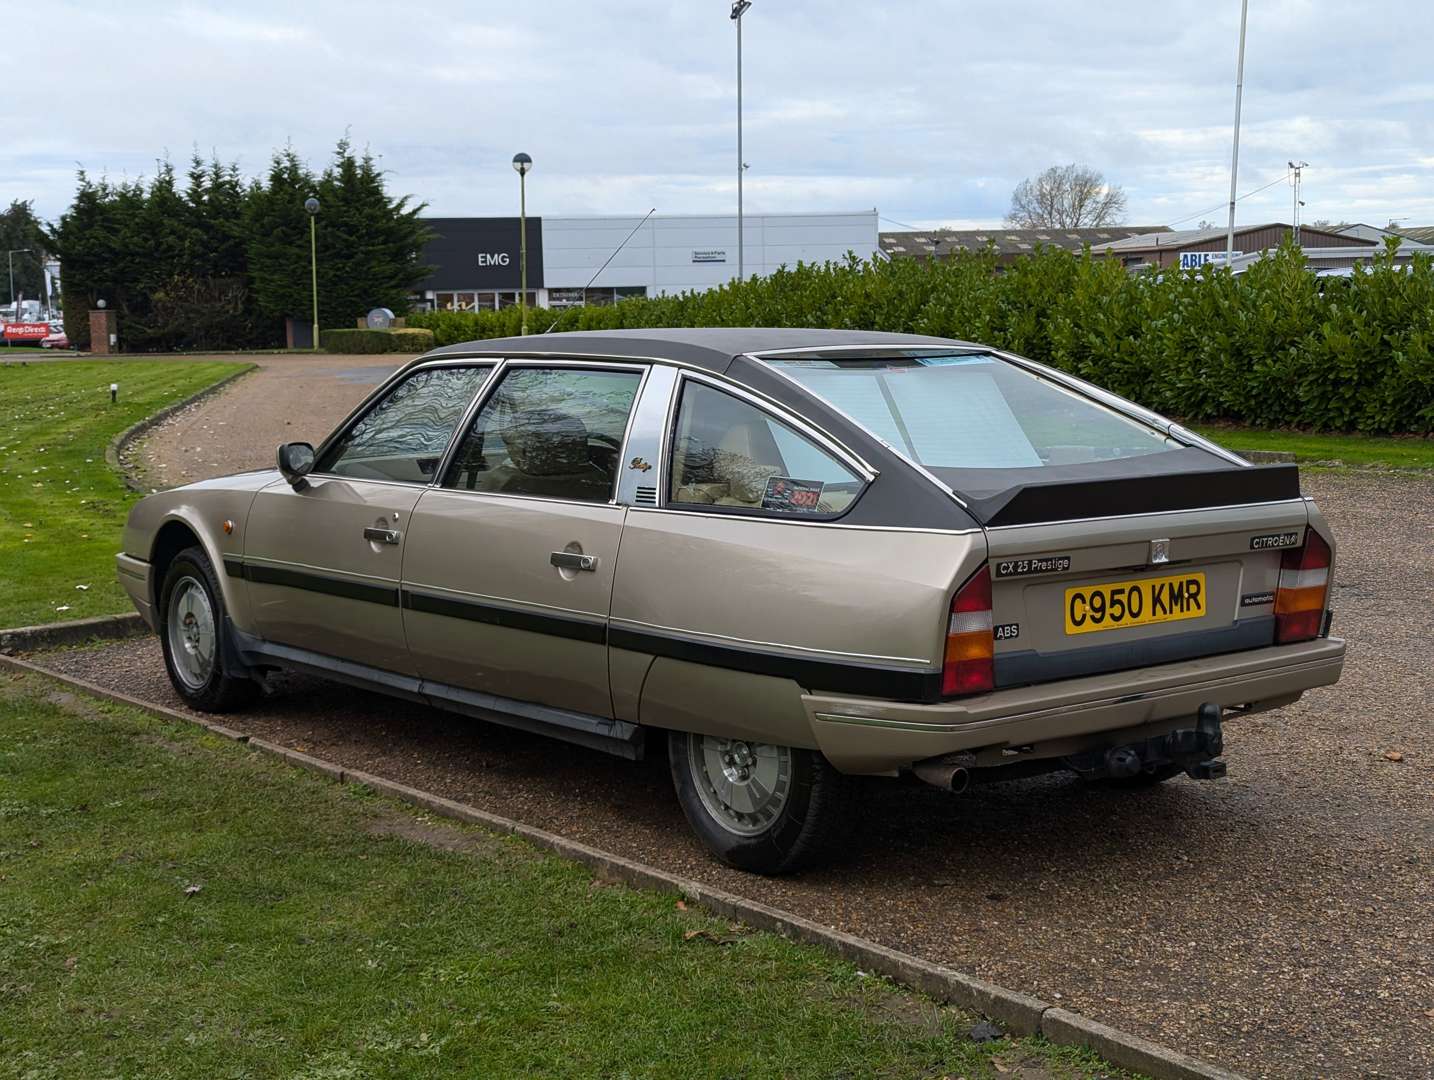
xmin=118 ymin=329 xmax=1346 ymax=873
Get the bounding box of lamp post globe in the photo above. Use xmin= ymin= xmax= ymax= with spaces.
xmin=304 ymin=197 xmax=320 ymax=216
xmin=512 ymin=154 xmax=533 ymax=334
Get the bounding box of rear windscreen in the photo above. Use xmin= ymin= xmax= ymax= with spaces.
xmin=767 ymin=353 xmax=1175 ymax=470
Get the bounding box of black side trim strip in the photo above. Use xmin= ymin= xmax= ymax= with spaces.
xmin=402 ymin=589 xmax=607 ymax=644
xmin=241 ymin=562 xmax=400 ymax=607
xmin=222 ymin=557 xmax=244 ymax=578
xmin=609 ymin=626 xmax=943 ymax=703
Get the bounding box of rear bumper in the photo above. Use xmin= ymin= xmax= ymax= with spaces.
xmin=115 ymin=553 xmax=156 ymax=631
xmin=805 ymin=637 xmax=1346 ymax=774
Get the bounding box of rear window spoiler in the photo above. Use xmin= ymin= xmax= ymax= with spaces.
xmin=966 ymin=464 xmax=1302 ymax=527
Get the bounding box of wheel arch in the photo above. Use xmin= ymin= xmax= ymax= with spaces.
xmin=148 ymin=514 xmax=245 ymax=627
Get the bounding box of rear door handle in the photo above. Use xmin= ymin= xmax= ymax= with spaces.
xmin=364 ymin=527 xmax=401 ymax=545
xmin=550 ymin=551 xmax=598 ymax=572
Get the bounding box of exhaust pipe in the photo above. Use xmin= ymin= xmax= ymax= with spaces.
xmin=914 ymin=752 xmax=976 ymax=793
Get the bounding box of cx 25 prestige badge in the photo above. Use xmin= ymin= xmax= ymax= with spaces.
xmin=994 ymin=555 xmax=1072 ymax=579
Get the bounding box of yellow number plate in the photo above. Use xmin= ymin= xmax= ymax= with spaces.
xmin=1064 ymin=572 xmax=1207 ymax=635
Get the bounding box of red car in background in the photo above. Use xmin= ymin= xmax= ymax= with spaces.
xmin=40 ymin=324 xmax=70 ymax=349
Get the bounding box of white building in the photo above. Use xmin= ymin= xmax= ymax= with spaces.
xmin=416 ymin=210 xmax=880 ymax=312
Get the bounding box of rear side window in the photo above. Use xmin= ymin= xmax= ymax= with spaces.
xmin=768 ymin=354 xmax=1175 ymax=468
xmin=443 ymin=366 xmax=642 ymax=503
xmin=668 ymin=380 xmax=863 ymax=516
xmin=317 ymin=365 xmax=493 ymax=483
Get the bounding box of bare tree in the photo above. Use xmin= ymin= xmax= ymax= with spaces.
xmin=1005 ymin=164 xmax=1127 ymax=228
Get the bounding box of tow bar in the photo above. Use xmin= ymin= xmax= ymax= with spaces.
xmin=1065 ymin=703 xmax=1228 ymax=782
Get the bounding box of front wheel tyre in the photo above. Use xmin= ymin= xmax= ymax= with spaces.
xmin=158 ymin=546 xmax=257 ymax=713
xmin=668 ymin=731 xmax=849 ymax=875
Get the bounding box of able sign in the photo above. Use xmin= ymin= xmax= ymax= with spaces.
xmin=1179 ymin=251 xmax=1242 ymax=270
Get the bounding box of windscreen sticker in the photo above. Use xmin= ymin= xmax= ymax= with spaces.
xmin=995 ymin=555 xmax=1072 ymax=578
xmin=762 ymin=476 xmax=824 ymax=513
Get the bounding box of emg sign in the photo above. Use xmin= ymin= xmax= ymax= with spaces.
xmin=1180 ymin=251 xmax=1242 ymax=270
xmin=418 ymin=217 xmax=542 ymax=290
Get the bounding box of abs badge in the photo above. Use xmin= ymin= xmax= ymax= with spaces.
xmin=762 ymin=476 xmax=824 ymax=512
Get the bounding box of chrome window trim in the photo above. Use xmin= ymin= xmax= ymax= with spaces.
xmin=414 ymin=484 xmax=635 ymax=513
xmin=745 ymin=352 xmax=969 ymax=509
xmin=310 ymin=359 xmax=500 ymax=487
xmin=625 ymin=505 xmax=980 ymax=536
xmin=431 ymin=357 xmax=651 ymax=504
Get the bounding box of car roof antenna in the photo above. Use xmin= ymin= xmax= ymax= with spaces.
xmin=545 ymin=208 xmax=657 ymax=333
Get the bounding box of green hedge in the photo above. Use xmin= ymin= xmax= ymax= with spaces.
xmin=407 ymin=241 xmax=1434 ymax=434
xmin=319 ymin=327 xmax=435 ymax=354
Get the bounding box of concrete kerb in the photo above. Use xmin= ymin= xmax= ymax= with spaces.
xmin=0 ymin=651 xmax=1246 ymax=1080
xmin=0 ymin=612 xmax=149 ymax=654
xmin=105 ymin=364 xmax=256 ymax=492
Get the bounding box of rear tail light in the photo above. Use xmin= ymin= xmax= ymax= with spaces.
xmin=1274 ymin=529 xmax=1331 ymax=643
xmin=943 ymin=567 xmax=994 ymax=696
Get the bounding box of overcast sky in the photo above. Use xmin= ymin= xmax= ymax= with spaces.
xmin=9 ymin=1 xmax=1434 ymax=231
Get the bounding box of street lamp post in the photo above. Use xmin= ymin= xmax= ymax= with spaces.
xmin=730 ymin=1 xmax=751 ymax=282
xmin=7 ymin=247 xmax=31 ymax=312
xmin=304 ymin=197 xmax=320 ymax=351
xmin=1224 ymin=0 xmax=1249 ymax=265
xmin=5 ymin=248 xmax=30 ymax=347
xmin=512 ymin=153 xmax=532 ymax=336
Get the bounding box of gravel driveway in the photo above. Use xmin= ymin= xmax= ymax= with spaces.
xmin=32 ymin=468 xmax=1433 ymax=1079
xmin=135 ymin=353 xmax=404 ymax=489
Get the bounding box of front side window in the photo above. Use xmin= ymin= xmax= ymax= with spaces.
xmin=443 ymin=366 xmax=643 ymax=502
xmin=668 ymin=381 xmax=863 ymax=516
xmin=317 ymin=364 xmax=493 ymax=483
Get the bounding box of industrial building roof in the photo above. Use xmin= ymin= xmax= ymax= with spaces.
xmin=879 ymin=226 xmax=1170 ymax=259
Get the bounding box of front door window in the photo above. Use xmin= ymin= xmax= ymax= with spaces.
xmin=316 ymin=365 xmax=493 ymax=484
xmin=443 ymin=367 xmax=643 ymax=501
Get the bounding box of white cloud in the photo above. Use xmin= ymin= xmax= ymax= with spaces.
xmin=7 ymin=0 xmax=1434 ymax=230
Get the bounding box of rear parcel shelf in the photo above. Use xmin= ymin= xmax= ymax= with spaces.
xmin=957 ymin=463 xmax=1302 ymax=528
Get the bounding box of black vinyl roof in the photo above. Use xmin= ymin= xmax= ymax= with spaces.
xmin=428 ymin=327 xmax=974 ymax=373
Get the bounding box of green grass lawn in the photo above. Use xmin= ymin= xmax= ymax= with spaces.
xmin=0 ymin=361 xmax=248 ymax=628
xmin=0 ymin=677 xmax=1127 ymax=1079
xmin=1193 ymin=423 xmax=1434 ymax=469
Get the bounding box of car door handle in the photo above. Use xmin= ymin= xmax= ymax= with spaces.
xmin=550 ymin=551 xmax=598 ymax=572
xmin=363 ymin=527 xmax=402 ymax=545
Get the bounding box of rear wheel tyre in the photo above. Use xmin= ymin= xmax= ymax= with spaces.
xmin=668 ymin=731 xmax=849 ymax=875
xmin=1102 ymin=762 xmax=1183 ymax=789
xmin=158 ymin=547 xmax=257 ymax=713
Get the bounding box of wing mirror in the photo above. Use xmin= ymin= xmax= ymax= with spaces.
xmin=276 ymin=442 xmax=316 ymax=490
